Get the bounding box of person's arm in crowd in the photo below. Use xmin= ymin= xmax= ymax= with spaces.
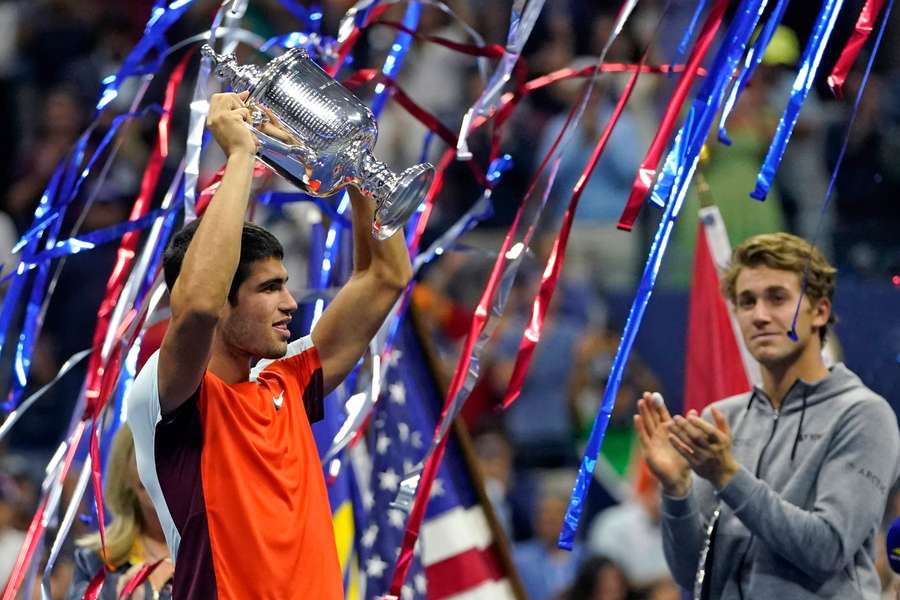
xmin=156 ymin=92 xmax=255 ymax=415
xmin=311 ymin=187 xmax=413 ymax=394
xmin=670 ymin=400 xmax=900 ymax=581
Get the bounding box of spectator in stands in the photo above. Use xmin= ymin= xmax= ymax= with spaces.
xmin=67 ymin=426 xmax=173 ymax=600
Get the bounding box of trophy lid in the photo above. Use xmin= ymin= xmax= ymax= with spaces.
xmin=201 ymin=44 xmax=263 ymax=93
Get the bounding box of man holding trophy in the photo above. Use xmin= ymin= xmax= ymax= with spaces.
xmin=126 ymin=46 xmax=432 ymax=599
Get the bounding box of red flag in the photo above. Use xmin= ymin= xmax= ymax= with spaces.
xmin=683 ymin=207 xmax=758 ymax=415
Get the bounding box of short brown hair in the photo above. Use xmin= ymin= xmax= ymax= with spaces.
xmin=163 ymin=220 xmax=284 ymax=305
xmin=722 ymin=232 xmax=837 ymax=343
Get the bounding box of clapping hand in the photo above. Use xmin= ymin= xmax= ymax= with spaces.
xmin=635 ymin=392 xmax=692 ymax=497
xmin=666 ymin=407 xmax=739 ymax=490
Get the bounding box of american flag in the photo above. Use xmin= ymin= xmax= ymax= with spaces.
xmin=358 ymin=320 xmax=518 ymax=600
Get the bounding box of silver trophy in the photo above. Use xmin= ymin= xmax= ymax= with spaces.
xmin=201 ymin=45 xmax=434 ymax=240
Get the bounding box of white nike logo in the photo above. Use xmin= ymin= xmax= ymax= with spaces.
xmin=273 ymin=391 xmax=284 ymax=410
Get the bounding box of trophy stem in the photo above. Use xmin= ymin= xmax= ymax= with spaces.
xmin=359 ymin=152 xmax=434 ymax=240
xmin=358 ymin=152 xmax=398 ymax=206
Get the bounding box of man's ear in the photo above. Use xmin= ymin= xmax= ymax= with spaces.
xmin=811 ymin=296 xmax=831 ymax=329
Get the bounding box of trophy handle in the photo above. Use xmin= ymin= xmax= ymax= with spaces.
xmin=249 ymin=123 xmax=317 ymax=166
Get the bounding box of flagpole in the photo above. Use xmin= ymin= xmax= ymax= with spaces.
xmin=696 ymin=144 xmax=715 ymax=208
xmin=409 ymin=307 xmax=528 ymax=600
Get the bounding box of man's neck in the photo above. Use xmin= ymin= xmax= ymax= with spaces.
xmin=761 ymin=344 xmax=829 ymax=410
xmin=207 ymin=337 xmax=251 ymax=384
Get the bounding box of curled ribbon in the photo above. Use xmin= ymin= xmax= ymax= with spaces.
xmin=718 ymin=0 xmax=791 ymax=145
xmin=501 ymin=5 xmax=657 ymax=410
xmin=388 ymin=3 xmax=646 ymax=590
xmin=751 ymin=0 xmax=846 ymax=201
xmin=616 ymin=0 xmax=730 ymax=231
xmin=789 ymin=0 xmax=894 ymax=338
xmin=564 ymin=0 xmax=774 ymax=549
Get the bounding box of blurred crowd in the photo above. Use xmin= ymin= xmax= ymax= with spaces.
xmin=0 ymin=0 xmax=899 ymax=598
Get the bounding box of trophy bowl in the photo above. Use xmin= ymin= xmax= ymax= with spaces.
xmin=201 ymin=44 xmax=434 ymax=240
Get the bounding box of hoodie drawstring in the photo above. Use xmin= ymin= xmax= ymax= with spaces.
xmin=790 ymin=388 xmax=809 ymax=462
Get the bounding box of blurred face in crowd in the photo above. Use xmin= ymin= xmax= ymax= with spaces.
xmin=535 ymin=495 xmax=568 ymax=547
xmin=474 ymin=432 xmax=513 ymax=489
xmin=733 ymin=266 xmax=830 ymax=370
xmin=592 ymin=562 xmax=628 ymax=600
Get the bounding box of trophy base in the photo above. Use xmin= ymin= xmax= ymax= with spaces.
xmin=372 ymin=163 xmax=435 ymax=241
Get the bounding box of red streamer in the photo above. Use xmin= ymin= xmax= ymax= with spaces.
xmin=388 ymin=52 xmax=598 ymax=596
xmin=81 ymin=50 xmax=190 ymax=568
xmin=374 ymin=20 xmax=505 ymax=59
xmin=502 ymin=58 xmax=646 ymax=409
xmin=827 ymin=0 xmax=887 ymax=97
xmin=82 ymin=568 xmax=106 ymax=600
xmin=616 ymin=0 xmax=730 ymax=231
xmin=326 ymin=4 xmax=392 ymax=77
xmin=117 ymin=559 xmax=164 ymax=599
xmin=1 ymin=422 xmax=87 ymax=600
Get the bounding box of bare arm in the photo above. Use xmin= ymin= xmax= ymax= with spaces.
xmin=311 ymin=188 xmax=413 ymax=394
xmin=157 ymin=92 xmax=256 ymax=414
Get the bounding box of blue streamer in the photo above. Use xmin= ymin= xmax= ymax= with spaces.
xmin=650 ymin=117 xmax=692 ymax=208
xmin=2 ymin=131 xmax=90 ymax=408
xmin=751 ymin=0 xmax=845 ymax=201
xmin=788 ymin=0 xmax=894 ymax=339
xmin=560 ymin=0 xmax=770 ymax=549
xmin=96 ymin=0 xmax=196 ymax=112
xmin=260 ymin=31 xmax=335 ymax=56
xmin=671 ymin=0 xmax=709 ymax=75
xmin=16 ymin=205 xmax=182 ymax=271
xmin=12 ymin=107 xmax=162 ymax=253
xmin=309 ymin=4 xmax=323 ymax=34
xmin=256 ymin=192 xmax=352 ymax=227
xmin=651 ymin=0 xmax=769 ymax=208
xmin=315 ymin=1 xmax=421 ymax=298
xmin=718 ymin=0 xmax=790 ymax=145
xmin=0 ymin=167 xmax=65 ymax=409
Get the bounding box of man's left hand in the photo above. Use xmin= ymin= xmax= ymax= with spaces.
xmin=666 ymin=407 xmax=740 ymax=489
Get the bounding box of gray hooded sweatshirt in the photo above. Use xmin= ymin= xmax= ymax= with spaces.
xmin=662 ymin=363 xmax=900 ymax=599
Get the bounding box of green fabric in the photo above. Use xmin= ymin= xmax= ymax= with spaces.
xmin=599 ymin=425 xmax=636 ymax=477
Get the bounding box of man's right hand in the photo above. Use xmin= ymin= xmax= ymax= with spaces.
xmin=635 ymin=391 xmax=692 ymax=497
xmin=207 ymin=91 xmax=257 ymax=157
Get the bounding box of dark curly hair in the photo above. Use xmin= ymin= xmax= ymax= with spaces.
xmin=162 ymin=219 xmax=284 ymax=305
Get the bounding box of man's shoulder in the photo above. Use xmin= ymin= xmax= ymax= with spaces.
xmin=706 ymin=391 xmax=754 ymax=416
xmin=250 ymin=335 xmax=317 ymax=382
xmin=126 ymin=350 xmax=164 ymax=428
xmin=817 ymin=363 xmax=893 ymax=420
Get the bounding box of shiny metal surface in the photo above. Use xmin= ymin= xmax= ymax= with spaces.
xmin=202 ymin=45 xmax=433 ymax=239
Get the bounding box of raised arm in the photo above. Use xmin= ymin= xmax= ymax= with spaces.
xmin=311 ymin=188 xmax=413 ymax=394
xmin=157 ymin=92 xmax=256 ymax=414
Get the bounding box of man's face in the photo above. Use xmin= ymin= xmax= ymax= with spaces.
xmin=219 ymin=257 xmax=298 ymax=359
xmin=732 ymin=266 xmax=830 ymax=368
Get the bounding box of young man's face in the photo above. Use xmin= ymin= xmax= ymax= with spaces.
xmin=732 ymin=265 xmax=830 ymax=368
xmin=219 ymin=257 xmax=298 ymax=359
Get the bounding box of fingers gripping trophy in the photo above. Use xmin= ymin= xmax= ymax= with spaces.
xmin=201 ymin=44 xmax=435 ymax=240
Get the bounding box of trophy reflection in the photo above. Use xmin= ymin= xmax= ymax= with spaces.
xmin=202 ymin=44 xmax=434 ymax=240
